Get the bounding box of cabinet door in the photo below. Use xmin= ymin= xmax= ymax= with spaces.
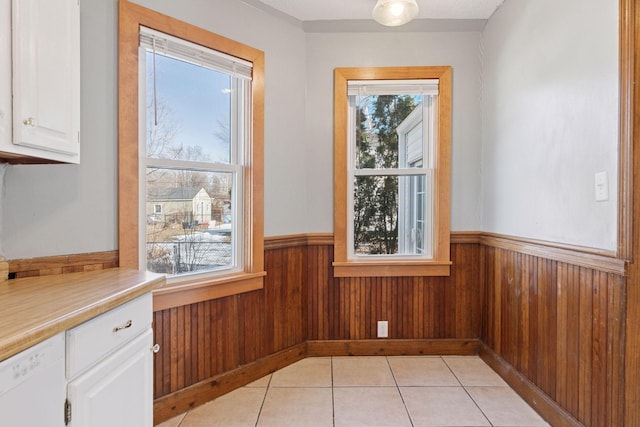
xmin=0 ymin=0 xmax=11 ymax=145
xmin=12 ymin=0 xmax=80 ymax=162
xmin=67 ymin=330 xmax=154 ymax=427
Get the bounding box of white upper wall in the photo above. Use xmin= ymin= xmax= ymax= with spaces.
xmin=2 ymin=0 xmax=308 ymax=258
xmin=1 ymin=0 xmax=620 ymax=258
xmin=480 ymin=0 xmax=619 ymax=250
xmin=305 ymin=31 xmax=483 ymax=233
xmin=3 ymin=0 xmax=120 ymax=259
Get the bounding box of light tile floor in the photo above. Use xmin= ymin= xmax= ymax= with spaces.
xmin=156 ymin=356 xmax=550 ymax=427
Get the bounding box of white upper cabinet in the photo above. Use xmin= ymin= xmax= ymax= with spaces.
xmin=0 ymin=0 xmax=11 ymax=148
xmin=2 ymin=0 xmax=80 ymax=163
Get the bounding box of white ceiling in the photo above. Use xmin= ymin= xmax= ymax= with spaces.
xmin=256 ymin=0 xmax=505 ymax=21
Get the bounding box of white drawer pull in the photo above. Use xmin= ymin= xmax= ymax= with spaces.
xmin=112 ymin=320 xmax=132 ymax=333
xmin=151 ymin=344 xmax=160 ymax=354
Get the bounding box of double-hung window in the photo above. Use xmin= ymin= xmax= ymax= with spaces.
xmin=118 ymin=1 xmax=264 ymax=302
xmin=333 ymin=67 xmax=452 ymax=277
xmin=139 ymin=27 xmax=249 ymax=278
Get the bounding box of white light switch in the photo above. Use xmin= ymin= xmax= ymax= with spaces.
xmin=595 ymin=171 xmax=609 ymax=202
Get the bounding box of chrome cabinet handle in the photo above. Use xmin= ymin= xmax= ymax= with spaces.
xmin=22 ymin=117 xmax=35 ymax=127
xmin=151 ymin=344 xmax=160 ymax=353
xmin=112 ymin=320 xmax=132 ymax=333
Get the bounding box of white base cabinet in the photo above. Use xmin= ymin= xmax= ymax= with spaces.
xmin=0 ymin=293 xmax=154 ymax=427
xmin=65 ymin=293 xmax=154 ymax=427
xmin=67 ymin=330 xmax=154 ymax=427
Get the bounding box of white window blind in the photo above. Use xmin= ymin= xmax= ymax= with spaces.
xmin=139 ymin=26 xmax=252 ymax=80
xmin=348 ymin=79 xmax=438 ymax=96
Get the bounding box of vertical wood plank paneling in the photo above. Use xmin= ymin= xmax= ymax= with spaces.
xmin=444 ymin=261 xmax=454 ymax=338
xmin=523 ymin=253 xmax=537 ymax=383
xmin=152 ymin=237 xmax=625 ymax=427
xmin=266 ymin=248 xmax=281 ymax=352
xmin=481 ymin=247 xmax=494 ymax=347
xmin=212 ymin=299 xmax=222 ymax=375
xmin=546 ymin=258 xmax=558 ymax=400
xmin=578 ymin=267 xmax=593 ymax=426
xmin=305 ymin=246 xmax=315 ymax=339
xmin=608 ymin=273 xmax=625 ymax=427
xmin=591 ymin=271 xmax=607 ymax=427
xmin=555 ymin=263 xmax=568 ymax=410
xmin=176 ymin=306 xmax=185 ymax=391
xmin=153 ymin=244 xmax=306 ymax=399
xmin=202 ymin=301 xmax=211 ymax=380
xmin=565 ymin=265 xmax=580 ymax=417
xmin=483 ymin=244 xmax=625 ymax=427
xmin=416 ymin=277 xmax=424 ymax=337
xmin=349 ymin=278 xmax=358 ymax=339
xmin=183 ymin=305 xmax=192 ymax=387
xmin=501 ymin=250 xmax=518 ymax=367
xmin=301 ymin=243 xmax=482 ymax=341
xmin=163 ymin=307 xmax=172 ymax=394
xmin=227 ymin=297 xmax=240 ymax=372
xmin=492 ymin=247 xmax=502 ymax=353
xmin=518 ymin=254 xmax=531 ymax=376
xmin=142 ymin=240 xmax=473 ymax=376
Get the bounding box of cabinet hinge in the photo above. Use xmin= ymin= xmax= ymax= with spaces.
xmin=64 ymin=398 xmax=72 ymax=426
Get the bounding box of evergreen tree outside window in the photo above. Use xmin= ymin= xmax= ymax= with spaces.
xmin=334 ymin=67 xmax=452 ymax=277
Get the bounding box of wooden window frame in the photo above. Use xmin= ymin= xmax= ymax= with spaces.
xmin=333 ymin=66 xmax=452 ymax=277
xmin=118 ymin=0 xmax=265 ymax=307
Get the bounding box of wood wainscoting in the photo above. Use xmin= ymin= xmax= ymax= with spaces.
xmin=150 ymin=234 xmax=485 ymax=423
xmin=480 ymin=237 xmax=626 ymax=427
xmin=5 ymin=234 xmax=628 ymax=426
xmin=151 ymin=239 xmax=308 ymax=421
xmin=305 ymin=239 xmax=482 ymax=341
xmin=151 ymin=233 xmax=628 ymax=426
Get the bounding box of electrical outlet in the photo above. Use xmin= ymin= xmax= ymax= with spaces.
xmin=377 ymin=320 xmax=388 ymax=338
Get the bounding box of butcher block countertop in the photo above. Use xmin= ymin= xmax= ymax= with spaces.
xmin=0 ymin=268 xmax=165 ymax=362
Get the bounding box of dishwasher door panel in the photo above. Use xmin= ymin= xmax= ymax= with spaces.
xmin=0 ymin=333 xmax=66 ymax=427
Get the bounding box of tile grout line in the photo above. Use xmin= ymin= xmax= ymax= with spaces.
xmin=253 ymin=373 xmax=273 ymax=427
xmin=174 ymin=411 xmax=187 ymax=427
xmin=160 ymin=355 xmax=546 ymax=427
xmin=331 ymin=356 xmax=336 ymax=427
xmin=385 ymin=355 xmax=415 ymax=427
xmin=441 ymin=356 xmax=495 ymax=427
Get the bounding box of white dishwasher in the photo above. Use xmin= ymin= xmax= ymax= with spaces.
xmin=0 ymin=332 xmax=66 ymax=427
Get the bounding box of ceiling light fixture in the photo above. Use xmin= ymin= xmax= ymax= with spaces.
xmin=372 ymin=0 xmax=419 ymax=27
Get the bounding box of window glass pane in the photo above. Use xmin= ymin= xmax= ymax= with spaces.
xmin=409 ymin=174 xmax=426 ymax=255
xmin=352 ymin=94 xmax=423 ymax=169
xmin=353 ymin=174 xmax=427 ymax=256
xmin=145 ymin=51 xmax=232 ymax=164
xmin=146 ymin=167 xmax=234 ymax=275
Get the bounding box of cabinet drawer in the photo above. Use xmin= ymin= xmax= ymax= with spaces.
xmin=66 ymin=293 xmax=152 ymax=379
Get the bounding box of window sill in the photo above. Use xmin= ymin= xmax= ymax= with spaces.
xmin=332 ymin=261 xmax=451 ymax=278
xmin=152 ymin=271 xmax=266 ymax=311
